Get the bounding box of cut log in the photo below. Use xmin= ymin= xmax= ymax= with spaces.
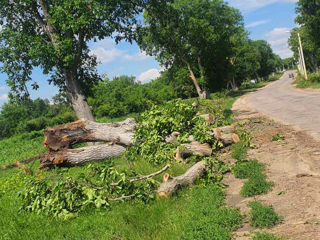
xmin=199 ymin=114 xmax=215 ymax=125
xmin=208 ymin=126 xmax=240 ymax=146
xmin=176 ymin=141 xmax=212 ymax=161
xmin=44 ymin=118 xmax=136 ymax=151
xmin=40 ymin=144 xmax=126 ymax=168
xmin=157 ymin=161 xmax=208 ymax=198
xmin=165 ymin=132 xmax=180 ymax=143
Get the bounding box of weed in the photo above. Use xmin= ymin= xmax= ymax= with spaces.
xmin=231 ymin=142 xmax=249 ymax=161
xmin=249 ymin=201 xmax=282 ymax=228
xmin=253 ymin=232 xmax=284 ymax=240
xmin=241 ymin=173 xmax=273 ymax=197
xmin=232 ymin=160 xmax=265 ymax=179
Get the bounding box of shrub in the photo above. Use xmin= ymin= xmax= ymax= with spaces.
xmin=232 ymin=160 xmax=265 ymax=179
xmin=249 ymin=201 xmax=282 ymax=228
xmin=253 ymin=232 xmax=284 ymax=240
xmin=309 ymin=72 xmax=320 ymax=83
xmin=241 ymin=173 xmax=273 ymax=197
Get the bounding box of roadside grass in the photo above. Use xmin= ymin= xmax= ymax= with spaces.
xmin=232 ymin=160 xmax=265 ymax=179
xmin=294 ymin=71 xmax=320 ymax=89
xmin=253 ymin=232 xmax=285 ymax=240
xmin=231 ymin=142 xmax=249 ymax=161
xmin=241 ymin=173 xmax=274 ymax=197
xmin=248 ymin=201 xmax=282 ymax=228
xmin=0 ymin=80 xmax=280 ymax=240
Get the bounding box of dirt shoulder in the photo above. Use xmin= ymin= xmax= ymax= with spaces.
xmin=223 ymin=96 xmax=320 ymax=240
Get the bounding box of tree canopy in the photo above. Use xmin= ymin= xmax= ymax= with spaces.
xmin=0 ymin=0 xmax=164 ymax=120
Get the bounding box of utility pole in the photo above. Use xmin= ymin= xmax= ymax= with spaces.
xmin=298 ymin=32 xmax=308 ymax=80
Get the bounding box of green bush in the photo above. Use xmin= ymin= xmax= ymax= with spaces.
xmin=232 ymin=160 xmax=265 ymax=179
xmin=241 ymin=173 xmax=273 ymax=197
xmin=253 ymin=232 xmax=284 ymax=240
xmin=309 ymin=72 xmax=320 ymax=83
xmin=249 ymin=201 xmax=281 ymax=228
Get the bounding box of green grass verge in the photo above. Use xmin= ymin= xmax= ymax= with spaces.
xmin=231 ymin=142 xmax=249 ymax=161
xmin=241 ymin=173 xmax=274 ymax=197
xmin=253 ymin=232 xmax=284 ymax=240
xmin=294 ymin=72 xmax=320 ymax=89
xmin=249 ymin=201 xmax=282 ymax=228
xmin=232 ymin=160 xmax=265 ymax=179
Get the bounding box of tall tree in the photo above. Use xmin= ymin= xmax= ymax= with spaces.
xmin=0 ymin=0 xmax=161 ymax=120
xmin=288 ymin=27 xmax=319 ymax=73
xmin=296 ymin=0 xmax=320 ymax=52
xmin=138 ymin=0 xmax=243 ymax=98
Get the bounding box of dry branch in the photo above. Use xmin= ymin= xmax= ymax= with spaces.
xmin=157 ymin=161 xmax=208 ymax=198
xmin=43 ymin=118 xmax=136 ymax=151
xmin=110 ymin=164 xmax=170 ymax=186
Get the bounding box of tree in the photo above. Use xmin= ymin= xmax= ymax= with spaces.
xmin=0 ymin=0 xmax=162 ymax=121
xmin=138 ymin=0 xmax=243 ymax=98
xmin=296 ymin=0 xmax=320 ymax=52
xmin=253 ymin=40 xmax=279 ymax=79
xmin=288 ymin=27 xmax=319 ymax=73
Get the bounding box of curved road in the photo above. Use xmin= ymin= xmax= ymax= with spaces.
xmin=244 ymin=71 xmax=320 ymax=141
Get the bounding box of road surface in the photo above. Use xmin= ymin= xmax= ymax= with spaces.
xmin=237 ymin=71 xmax=320 ymax=140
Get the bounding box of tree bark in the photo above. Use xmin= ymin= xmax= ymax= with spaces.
xmin=44 ymin=118 xmax=136 ymax=151
xmin=208 ymin=126 xmax=240 ymax=146
xmin=157 ymin=161 xmax=208 ymax=198
xmin=40 ymin=144 xmax=126 ymax=168
xmin=65 ymin=72 xmax=95 ymax=121
xmin=176 ymin=141 xmax=212 ymax=161
xmin=186 ymin=62 xmax=204 ymax=98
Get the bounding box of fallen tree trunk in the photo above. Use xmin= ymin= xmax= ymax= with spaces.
xmin=157 ymin=161 xmax=208 ymax=198
xmin=44 ymin=118 xmax=136 ymax=151
xmin=40 ymin=144 xmax=126 ymax=168
xmin=176 ymin=141 xmax=212 ymax=161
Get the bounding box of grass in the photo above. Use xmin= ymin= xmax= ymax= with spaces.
xmin=232 ymin=160 xmax=265 ymax=179
xmin=294 ymin=71 xmax=320 ymax=89
xmin=249 ymin=201 xmax=282 ymax=228
xmin=231 ymin=142 xmax=249 ymax=161
xmin=253 ymin=232 xmax=284 ymax=240
xmin=241 ymin=173 xmax=274 ymax=197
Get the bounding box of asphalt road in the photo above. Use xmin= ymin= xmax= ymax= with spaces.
xmin=246 ymin=71 xmax=320 ymax=140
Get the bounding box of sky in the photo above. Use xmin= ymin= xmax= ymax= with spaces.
xmin=0 ymin=0 xmax=298 ymax=107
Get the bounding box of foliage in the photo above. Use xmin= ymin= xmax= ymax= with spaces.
xmin=127 ymin=99 xmax=216 ymax=165
xmin=253 ymin=232 xmax=284 ymax=240
xmin=0 ymin=97 xmax=76 ymax=139
xmin=232 ymin=160 xmax=265 ymax=179
xmin=249 ymin=201 xmax=282 ymax=228
xmin=241 ymin=173 xmax=274 ymax=197
xmin=19 ymin=161 xmax=157 ymax=219
xmin=288 ymin=27 xmax=319 ymax=73
xmin=0 ymin=0 xmax=164 ymax=100
xmin=231 ymin=142 xmax=249 ymax=161
xmin=296 ymin=0 xmax=320 ymax=52
xmin=88 ymin=75 xmax=178 ymax=119
xmin=139 ymin=0 xmax=245 ymax=93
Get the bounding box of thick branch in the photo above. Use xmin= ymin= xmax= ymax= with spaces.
xmin=157 ymin=161 xmax=208 ymax=198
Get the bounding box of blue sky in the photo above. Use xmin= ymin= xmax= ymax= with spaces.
xmin=0 ymin=0 xmax=297 ymax=107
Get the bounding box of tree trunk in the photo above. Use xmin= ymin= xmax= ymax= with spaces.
xmin=65 ymin=72 xmax=95 ymax=121
xmin=44 ymin=118 xmax=136 ymax=151
xmin=157 ymin=161 xmax=208 ymax=198
xmin=208 ymin=126 xmax=240 ymax=146
xmin=40 ymin=144 xmax=126 ymax=168
xmin=186 ymin=63 xmax=204 ymax=98
xmin=310 ymin=54 xmax=319 ymax=73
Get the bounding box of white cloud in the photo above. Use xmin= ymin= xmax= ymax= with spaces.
xmin=136 ymin=69 xmax=161 ymax=84
xmin=123 ymin=51 xmax=151 ymax=61
xmin=265 ymin=27 xmax=293 ymax=58
xmin=0 ymin=94 xmax=8 ymax=100
xmin=90 ymin=47 xmax=123 ymax=64
xmin=245 ymin=20 xmax=270 ymax=28
xmin=228 ymin=0 xmax=297 ymax=12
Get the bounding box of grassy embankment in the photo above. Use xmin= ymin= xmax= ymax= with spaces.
xmin=294 ymin=71 xmax=320 ymax=89
xmin=0 ymin=76 xmax=283 ymax=240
